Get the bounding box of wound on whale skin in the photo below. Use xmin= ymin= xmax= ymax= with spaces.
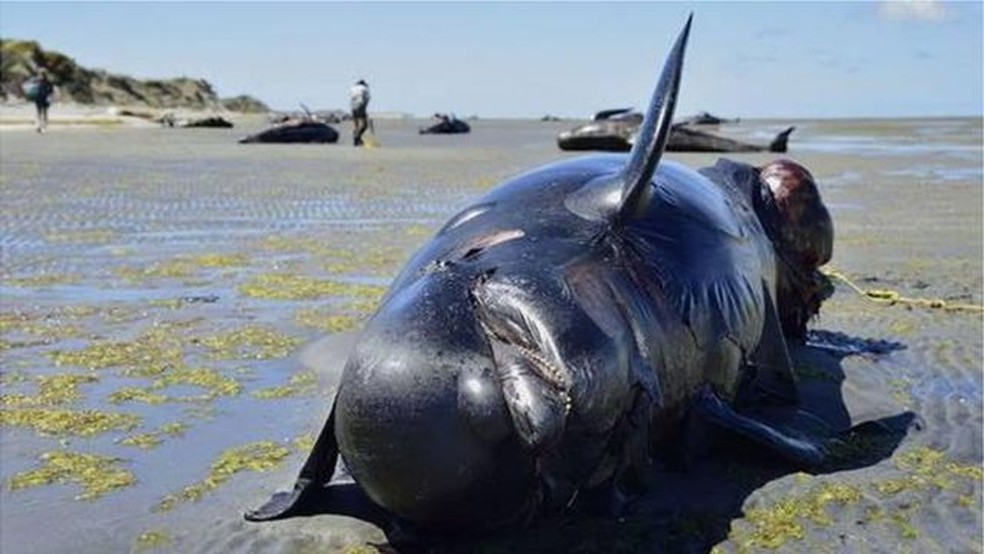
xmin=758 ymin=160 xmax=835 ymax=339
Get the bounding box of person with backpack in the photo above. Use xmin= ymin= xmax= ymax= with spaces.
xmin=29 ymin=69 xmax=55 ymax=133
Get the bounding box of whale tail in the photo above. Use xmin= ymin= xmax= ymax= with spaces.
xmin=768 ymin=126 xmax=796 ymax=153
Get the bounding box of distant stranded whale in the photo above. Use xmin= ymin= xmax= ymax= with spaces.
xmin=677 ymin=110 xmax=740 ymax=126
xmin=419 ymin=113 xmax=471 ymax=135
xmin=558 ymin=108 xmax=794 ymax=153
xmin=246 ymin=16 xmax=836 ymax=532
xmin=239 ymin=120 xmax=339 ymax=144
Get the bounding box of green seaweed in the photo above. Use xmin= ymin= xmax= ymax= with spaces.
xmin=198 ymin=325 xmax=300 ymax=360
xmin=108 ymin=387 xmax=168 ymax=405
xmin=293 ymin=433 xmax=315 ymax=452
xmin=890 ymin=511 xmax=919 ymax=540
xmin=252 ymin=371 xmax=317 ymax=399
xmin=0 ymin=408 xmax=140 ymax=436
xmin=151 ymin=367 xmax=242 ymax=399
xmin=872 ymin=446 xmax=984 ymax=496
xmin=119 ymin=422 xmax=189 ymax=449
xmin=134 ymin=530 xmax=172 ymax=551
xmin=1 ymin=373 xmax=97 ymax=407
xmin=1 ymin=273 xmax=80 ymax=287
xmin=155 ymin=440 xmax=290 ymax=511
xmin=49 ymin=327 xmax=184 ymax=377
xmin=294 ymin=308 xmax=360 ymax=333
xmin=0 ymin=311 xmax=30 ymax=334
xmin=725 ymin=447 xmax=984 ymax=551
xmin=0 ymin=310 xmax=90 ymax=342
xmin=733 ymin=482 xmax=862 ymax=551
xmin=191 ymin=253 xmax=250 ymax=267
xmin=237 ymin=273 xmax=385 ymax=301
xmin=8 ymin=451 xmax=135 ymax=499
xmin=322 ymin=245 xmax=405 ymax=276
xmin=116 ymin=253 xmax=249 ymax=281
xmin=120 ymin=433 xmax=162 ymax=449
xmin=342 ymin=297 xmax=381 ymax=315
xmin=160 ymin=422 xmax=188 ymax=436
xmin=256 ymin=235 xmax=325 ymax=254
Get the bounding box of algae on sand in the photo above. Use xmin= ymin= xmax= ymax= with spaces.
xmin=8 ymin=450 xmax=135 ymax=500
xmin=154 ymin=440 xmax=291 ymax=512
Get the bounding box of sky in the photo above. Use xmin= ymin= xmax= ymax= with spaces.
xmin=1 ymin=1 xmax=981 ymax=118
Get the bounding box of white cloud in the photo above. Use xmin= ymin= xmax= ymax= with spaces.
xmin=878 ymin=0 xmax=947 ymax=22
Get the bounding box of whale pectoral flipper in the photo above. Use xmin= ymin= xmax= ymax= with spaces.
xmin=244 ymin=404 xmax=339 ymax=522
xmin=496 ymin=352 xmax=568 ymax=453
xmin=744 ymin=282 xmax=798 ymax=406
xmin=695 ymin=386 xmax=826 ymax=466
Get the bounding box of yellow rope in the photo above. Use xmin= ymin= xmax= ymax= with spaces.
xmin=822 ymin=268 xmax=984 ymax=313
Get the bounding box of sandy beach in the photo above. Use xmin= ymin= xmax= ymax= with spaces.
xmin=0 ymin=103 xmax=281 ymax=133
xmin=0 ymin=113 xmax=980 ymax=553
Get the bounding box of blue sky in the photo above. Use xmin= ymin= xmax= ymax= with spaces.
xmin=1 ymin=1 xmax=981 ymax=118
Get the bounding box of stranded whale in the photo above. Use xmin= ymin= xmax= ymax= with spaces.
xmin=246 ymin=17 xmax=837 ymax=531
xmin=238 ymin=120 xmax=339 ymax=144
xmin=419 ymin=113 xmax=471 ymax=135
xmin=557 ymin=109 xmax=793 ymax=153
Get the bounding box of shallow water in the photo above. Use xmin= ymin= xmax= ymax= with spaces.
xmin=1 ymin=117 xmax=981 ymax=553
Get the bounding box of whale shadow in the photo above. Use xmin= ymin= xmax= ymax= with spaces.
xmin=272 ymin=331 xmax=914 ymax=553
xmin=428 ymin=332 xmax=914 ymax=553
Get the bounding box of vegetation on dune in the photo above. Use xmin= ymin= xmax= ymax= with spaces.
xmin=220 ymin=94 xmax=268 ymax=113
xmin=1 ymin=38 xmax=267 ymax=110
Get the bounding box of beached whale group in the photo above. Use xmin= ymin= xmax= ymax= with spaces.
xmin=237 ymin=112 xmax=794 ymax=149
xmin=246 ymin=17 xmax=851 ymax=537
xmin=234 ymin=83 xmax=792 ymax=149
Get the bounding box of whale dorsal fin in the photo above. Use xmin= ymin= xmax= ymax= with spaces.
xmin=615 ymin=15 xmax=692 ymax=221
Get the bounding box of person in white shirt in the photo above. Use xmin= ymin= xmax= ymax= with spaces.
xmin=348 ymin=79 xmax=370 ymax=146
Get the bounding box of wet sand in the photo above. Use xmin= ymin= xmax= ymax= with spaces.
xmin=0 ymin=116 xmax=981 ymax=553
